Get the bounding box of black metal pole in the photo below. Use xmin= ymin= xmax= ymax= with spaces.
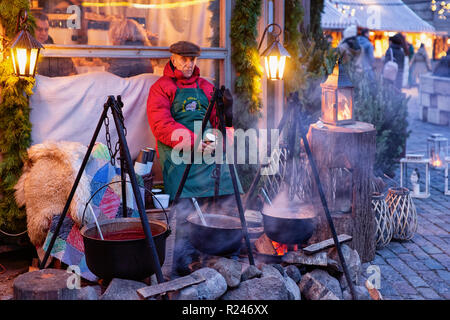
xmin=110 ymin=98 xmax=165 ymax=284
xmin=294 ymin=104 xmax=357 ymax=300
xmin=172 ymin=88 xmax=219 ymax=204
xmin=215 ymin=89 xmax=255 ymax=265
xmin=39 ymin=100 xmax=111 ymax=269
xmin=120 ymin=151 xmax=128 ymax=218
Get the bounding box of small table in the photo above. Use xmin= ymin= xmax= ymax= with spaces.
xmin=400 ymin=157 xmax=430 ymax=199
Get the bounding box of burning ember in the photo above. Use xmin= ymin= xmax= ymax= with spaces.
xmin=271 ymin=241 xmax=298 ymax=256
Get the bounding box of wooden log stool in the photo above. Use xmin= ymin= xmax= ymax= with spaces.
xmin=307 ymin=121 xmax=377 ymax=262
xmin=13 ymin=269 xmax=78 ymax=300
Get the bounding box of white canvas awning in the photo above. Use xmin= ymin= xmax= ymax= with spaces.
xmin=322 ymin=0 xmax=359 ymax=30
xmin=322 ymin=0 xmax=436 ymax=33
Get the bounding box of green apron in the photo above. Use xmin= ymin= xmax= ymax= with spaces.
xmin=158 ymin=80 xmax=242 ymax=200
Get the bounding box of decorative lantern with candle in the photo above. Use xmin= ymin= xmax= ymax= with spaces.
xmin=427 ymin=133 xmax=448 ymax=169
xmin=258 ymin=23 xmax=291 ymax=81
xmin=8 ymin=10 xmax=43 ymax=78
xmin=320 ymin=62 xmax=355 ymax=126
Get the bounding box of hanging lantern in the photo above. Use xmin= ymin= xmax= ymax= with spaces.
xmin=320 ymin=62 xmax=355 ymax=126
xmin=258 ymin=23 xmax=291 ymax=81
xmin=427 ymin=133 xmax=448 ymax=169
xmin=8 ymin=10 xmax=43 ymax=78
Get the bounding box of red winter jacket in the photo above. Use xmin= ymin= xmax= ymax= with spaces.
xmin=147 ymin=61 xmax=218 ymax=154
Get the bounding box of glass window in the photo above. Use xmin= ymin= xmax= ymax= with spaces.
xmin=35 ymin=0 xmax=222 ymax=47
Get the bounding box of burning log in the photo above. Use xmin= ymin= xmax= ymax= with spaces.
xmin=254 ymin=233 xmax=277 ymax=256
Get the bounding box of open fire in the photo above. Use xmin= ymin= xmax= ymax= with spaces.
xmin=271 ymin=241 xmax=299 ymax=256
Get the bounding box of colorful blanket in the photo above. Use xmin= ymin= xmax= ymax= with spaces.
xmin=42 ymin=143 xmax=145 ymax=281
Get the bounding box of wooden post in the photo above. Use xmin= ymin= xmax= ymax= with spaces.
xmin=13 ymin=269 xmax=79 ymax=300
xmin=308 ymin=122 xmax=377 ymax=263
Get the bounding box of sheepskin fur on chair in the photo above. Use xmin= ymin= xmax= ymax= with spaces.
xmin=14 ymin=141 xmax=91 ymax=246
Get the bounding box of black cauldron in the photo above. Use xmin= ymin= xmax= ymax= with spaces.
xmin=80 ymin=218 xmax=170 ymax=281
xmin=187 ymin=213 xmax=243 ymax=256
xmin=261 ymin=205 xmax=316 ymax=245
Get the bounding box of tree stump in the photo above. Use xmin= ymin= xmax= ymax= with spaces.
xmin=307 ymin=121 xmax=376 ymax=262
xmin=13 ymin=269 xmax=78 ymax=300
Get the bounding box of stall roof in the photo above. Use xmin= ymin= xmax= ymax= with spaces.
xmin=322 ymin=0 xmax=436 ymax=33
xmin=321 ymin=0 xmax=358 ymax=30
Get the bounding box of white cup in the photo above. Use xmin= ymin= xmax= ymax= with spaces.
xmin=152 ymin=194 xmax=170 ymax=209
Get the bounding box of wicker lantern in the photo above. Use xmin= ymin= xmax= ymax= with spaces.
xmin=320 ymin=62 xmax=355 ymax=126
xmin=372 ymin=192 xmax=393 ymax=249
xmin=385 ymin=187 xmax=418 ymax=241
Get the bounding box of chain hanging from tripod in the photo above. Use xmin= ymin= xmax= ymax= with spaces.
xmin=104 ymin=98 xmax=127 ymax=166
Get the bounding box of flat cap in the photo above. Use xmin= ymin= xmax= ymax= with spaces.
xmin=169 ymin=41 xmax=201 ymax=57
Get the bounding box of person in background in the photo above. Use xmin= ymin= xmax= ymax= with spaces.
xmin=106 ymin=18 xmax=155 ymax=77
xmin=432 ymin=48 xmax=450 ymax=77
xmin=35 ymin=13 xmax=77 ymax=77
xmin=384 ymin=34 xmax=405 ymax=90
xmin=407 ymin=41 xmax=415 ymax=87
xmin=397 ymin=34 xmax=410 ymax=88
xmin=337 ymin=25 xmax=362 ymax=72
xmin=35 ymin=12 xmax=54 ymax=44
xmin=357 ymin=28 xmax=375 ymax=81
xmin=410 ymin=43 xmax=432 ymax=86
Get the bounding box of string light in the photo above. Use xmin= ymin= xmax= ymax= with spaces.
xmin=430 ymin=0 xmax=449 ymax=18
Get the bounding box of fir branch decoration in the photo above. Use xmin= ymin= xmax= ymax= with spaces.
xmin=284 ymin=0 xmax=304 ymax=97
xmin=230 ymin=0 xmax=263 ymax=130
xmin=0 ymin=2 xmax=35 ymax=232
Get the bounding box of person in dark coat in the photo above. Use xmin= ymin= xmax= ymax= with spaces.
xmin=384 ymin=34 xmax=405 ymax=90
xmin=106 ymin=19 xmax=154 ymax=77
xmin=433 ymin=49 xmax=450 ymax=78
xmin=35 ymin=12 xmax=77 ymax=77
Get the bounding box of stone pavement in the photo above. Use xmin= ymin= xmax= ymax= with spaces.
xmin=363 ymin=87 xmax=450 ymax=300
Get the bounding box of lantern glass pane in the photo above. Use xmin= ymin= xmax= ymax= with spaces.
xmin=29 ymin=49 xmax=39 ymax=76
xmin=15 ymin=48 xmax=28 ymax=76
xmin=427 ymin=136 xmax=448 ymax=168
xmin=10 ymin=49 xmax=17 ymax=74
xmin=337 ymin=88 xmax=352 ymax=121
xmin=322 ymin=89 xmax=335 ymax=123
xmin=278 ymin=55 xmax=286 ymax=80
xmin=267 ymin=55 xmax=279 ymax=80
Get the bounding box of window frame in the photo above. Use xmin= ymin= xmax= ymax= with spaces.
xmin=38 ymin=0 xmax=232 ymax=88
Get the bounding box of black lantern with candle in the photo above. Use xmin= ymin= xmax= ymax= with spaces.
xmin=320 ymin=62 xmax=355 ymax=126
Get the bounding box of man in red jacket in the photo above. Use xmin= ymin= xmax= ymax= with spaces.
xmin=147 ymin=41 xmax=241 ymax=275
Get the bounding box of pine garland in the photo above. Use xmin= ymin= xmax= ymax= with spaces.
xmin=284 ymin=0 xmax=304 ymax=97
xmin=0 ymin=1 xmax=35 ymax=232
xmin=230 ymin=0 xmax=263 ymax=130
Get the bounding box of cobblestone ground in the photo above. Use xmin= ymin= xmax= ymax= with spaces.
xmin=363 ymin=87 xmax=450 ymax=300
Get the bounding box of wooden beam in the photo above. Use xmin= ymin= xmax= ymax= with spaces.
xmin=303 ymin=234 xmax=352 ymax=255
xmin=137 ymin=272 xmax=205 ymax=299
xmin=40 ymin=45 xmax=227 ymax=59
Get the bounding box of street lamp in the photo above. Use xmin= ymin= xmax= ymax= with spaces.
xmin=8 ymin=10 xmax=43 ymax=78
xmin=258 ymin=23 xmax=291 ymax=80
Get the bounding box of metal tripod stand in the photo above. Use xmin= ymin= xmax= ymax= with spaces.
xmin=171 ymin=86 xmax=255 ymax=266
xmin=245 ymin=93 xmax=358 ymax=300
xmin=38 ymin=95 xmax=166 ymax=285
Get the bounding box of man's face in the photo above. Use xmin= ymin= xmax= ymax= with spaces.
xmin=171 ymin=54 xmax=197 ymax=78
xmin=36 ymin=19 xmax=49 ymax=44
